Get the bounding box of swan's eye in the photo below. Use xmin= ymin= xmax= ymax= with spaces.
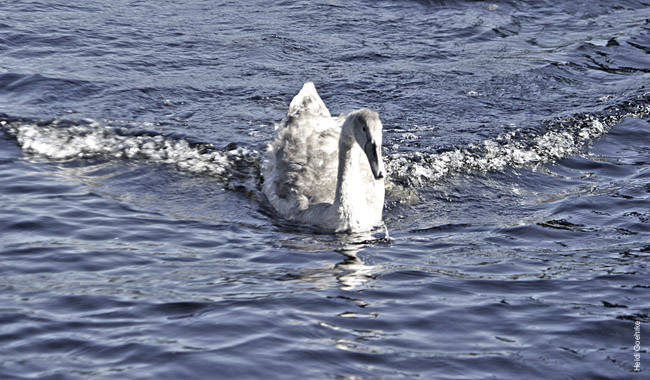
xmin=362 ymin=126 xmax=367 ymax=132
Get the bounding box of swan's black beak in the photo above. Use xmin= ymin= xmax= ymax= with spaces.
xmin=364 ymin=140 xmax=384 ymax=180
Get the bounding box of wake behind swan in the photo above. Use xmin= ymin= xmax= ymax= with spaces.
xmin=262 ymin=83 xmax=385 ymax=233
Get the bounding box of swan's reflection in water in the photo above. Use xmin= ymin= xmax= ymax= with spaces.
xmin=334 ymin=249 xmax=376 ymax=291
xmin=273 ymin=227 xmax=390 ymax=291
xmin=333 ymin=229 xmax=389 ymax=291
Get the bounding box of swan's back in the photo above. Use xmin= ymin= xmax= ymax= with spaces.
xmin=263 ymin=83 xmax=344 ymax=217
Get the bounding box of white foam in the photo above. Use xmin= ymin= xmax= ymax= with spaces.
xmin=3 ymin=96 xmax=649 ymax=193
xmin=385 ymin=103 xmax=650 ymax=187
xmin=3 ymin=120 xmax=262 ymax=188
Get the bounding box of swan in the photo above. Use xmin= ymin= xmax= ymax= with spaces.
xmin=262 ymin=82 xmax=385 ymax=233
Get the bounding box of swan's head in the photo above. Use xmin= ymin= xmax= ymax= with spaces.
xmin=349 ymin=109 xmax=385 ymax=180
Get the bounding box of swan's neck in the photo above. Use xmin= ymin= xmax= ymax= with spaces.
xmin=334 ymin=136 xmax=366 ymax=223
xmin=335 ymin=141 xmax=355 ymax=200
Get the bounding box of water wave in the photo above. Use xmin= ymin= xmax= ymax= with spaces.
xmin=0 ymin=117 xmax=261 ymax=193
xmin=2 ymin=93 xmax=649 ymax=193
xmin=386 ymin=93 xmax=650 ymax=187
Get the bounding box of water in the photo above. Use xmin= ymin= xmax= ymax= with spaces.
xmin=1 ymin=0 xmax=649 ymax=378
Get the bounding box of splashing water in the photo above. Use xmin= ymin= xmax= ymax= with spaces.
xmin=3 ymin=93 xmax=649 ymax=195
xmin=1 ymin=117 xmax=262 ymax=194
xmin=386 ymin=95 xmax=650 ymax=187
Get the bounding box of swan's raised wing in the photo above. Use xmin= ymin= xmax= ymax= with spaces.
xmin=287 ymin=82 xmax=331 ymax=121
xmin=263 ymin=83 xmax=343 ymax=217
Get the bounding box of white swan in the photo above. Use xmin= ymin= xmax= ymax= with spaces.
xmin=262 ymin=82 xmax=385 ymax=233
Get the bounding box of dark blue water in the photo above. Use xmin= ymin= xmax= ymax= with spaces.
xmin=1 ymin=1 xmax=649 ymax=379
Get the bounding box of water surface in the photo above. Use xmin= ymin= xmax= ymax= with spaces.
xmin=1 ymin=1 xmax=649 ymax=379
